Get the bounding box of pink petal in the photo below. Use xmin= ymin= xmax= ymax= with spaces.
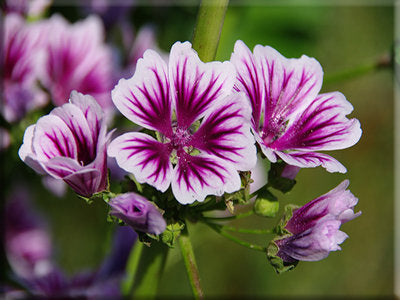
xmin=231 ymin=40 xmax=264 ymax=129
xmin=276 ymin=150 xmax=347 ymax=173
xmin=112 ymin=49 xmax=172 ymax=136
xmin=191 ymin=92 xmax=257 ymax=171
xmin=273 ymin=92 xmax=362 ymax=151
xmin=108 ymin=132 xmax=173 ymax=192
xmin=169 ymin=41 xmax=236 ymax=128
xmin=171 ymin=152 xmax=241 ymax=204
xmin=253 ymin=45 xmax=323 ymax=138
xmin=18 ymin=124 xmax=46 ymax=174
xmin=32 ymin=115 xmax=78 ymax=162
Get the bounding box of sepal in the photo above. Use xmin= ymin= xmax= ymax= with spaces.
xmin=161 ymin=220 xmax=185 ymax=248
xmin=268 ymin=162 xmax=297 ymax=193
xmin=267 ymin=238 xmax=298 ymax=274
xmin=273 ymin=204 xmax=299 ymax=236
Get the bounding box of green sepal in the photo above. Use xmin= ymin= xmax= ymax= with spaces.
xmin=266 ymin=238 xmax=298 ymax=274
xmin=273 ymin=204 xmax=299 ymax=235
xmin=137 ymin=231 xmax=160 ymax=247
xmin=268 ymin=162 xmax=296 ymax=193
xmin=254 ymin=188 xmax=279 ymax=218
xmin=161 ymin=220 xmax=185 ymax=248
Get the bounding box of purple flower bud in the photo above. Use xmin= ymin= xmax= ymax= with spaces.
xmin=281 ymin=165 xmax=300 ymax=180
xmin=109 ymin=193 xmax=166 ymax=235
xmin=269 ymin=180 xmax=361 ymax=267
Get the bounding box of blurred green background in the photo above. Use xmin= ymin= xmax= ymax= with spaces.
xmin=5 ymin=1 xmax=394 ymax=298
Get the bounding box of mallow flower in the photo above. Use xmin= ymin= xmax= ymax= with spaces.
xmin=268 ymin=180 xmax=361 ymax=269
xmin=108 ymin=41 xmax=257 ymax=204
xmin=40 ymin=15 xmax=114 ymax=110
xmin=2 ymin=13 xmax=47 ymax=123
xmin=231 ymin=40 xmax=362 ymax=173
xmin=19 ymin=91 xmax=110 ymax=198
xmin=109 ymin=193 xmax=167 ymax=235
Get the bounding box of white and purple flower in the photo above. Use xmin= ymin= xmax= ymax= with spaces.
xmin=19 ymin=91 xmax=111 ymax=198
xmin=40 ymin=15 xmax=114 ymax=110
xmin=2 ymin=13 xmax=47 ymax=123
xmin=109 ymin=193 xmax=167 ymax=235
xmin=108 ymin=41 xmax=257 ymax=204
xmin=231 ymin=40 xmax=362 ymax=173
xmin=271 ymin=180 xmax=361 ymax=263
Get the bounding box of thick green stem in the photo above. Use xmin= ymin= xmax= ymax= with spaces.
xmin=126 ymin=241 xmax=169 ymax=299
xmin=179 ymin=226 xmax=204 ymax=300
xmin=192 ymin=0 xmax=229 ymax=62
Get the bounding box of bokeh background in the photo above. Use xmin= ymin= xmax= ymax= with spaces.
xmin=3 ymin=1 xmax=394 ymax=298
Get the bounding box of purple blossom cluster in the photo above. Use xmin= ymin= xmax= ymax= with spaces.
xmin=5 ymin=3 xmax=363 ymax=283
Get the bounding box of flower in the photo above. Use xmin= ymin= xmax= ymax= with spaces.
xmin=5 ymin=187 xmax=53 ymax=279
xmin=109 ymin=193 xmax=167 ymax=235
xmin=2 ymin=13 xmax=47 ymax=122
xmin=269 ymin=180 xmax=361 ymax=265
xmin=40 ymin=15 xmax=114 ymax=110
xmin=231 ymin=40 xmax=362 ymax=173
xmin=19 ymin=91 xmax=110 ymax=198
xmin=108 ymin=41 xmax=257 ymax=204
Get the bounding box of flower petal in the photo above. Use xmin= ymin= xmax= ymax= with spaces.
xmin=43 ymin=156 xmax=102 ymax=197
xmin=271 ymin=92 xmax=362 ymax=151
xmin=170 ymin=41 xmax=235 ymax=128
xmin=191 ymin=92 xmax=257 ymax=171
xmin=50 ymin=102 xmax=95 ymax=164
xmin=32 ymin=115 xmax=77 ymax=162
xmin=108 ymin=132 xmax=173 ymax=192
xmin=171 ymin=152 xmax=241 ymax=204
xmin=276 ymin=150 xmax=347 ymax=173
xmin=231 ymin=40 xmax=264 ymax=129
xmin=112 ymin=49 xmax=172 ymax=136
xmin=253 ymin=45 xmax=323 ymax=135
xmin=18 ymin=124 xmax=46 ymax=174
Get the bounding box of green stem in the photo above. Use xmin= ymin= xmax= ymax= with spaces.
xmin=121 ymin=241 xmax=143 ymax=296
xmin=219 ymin=225 xmax=274 ymax=234
xmin=206 ymin=223 xmax=266 ymax=252
xmin=192 ymin=0 xmax=230 ymax=62
xmin=202 ymin=209 xmax=254 ymax=221
xmin=179 ymin=226 xmax=204 ymax=300
xmin=127 ymin=241 xmax=169 ymax=299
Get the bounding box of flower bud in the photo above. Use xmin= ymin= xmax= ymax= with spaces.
xmin=108 ymin=193 xmax=166 ymax=235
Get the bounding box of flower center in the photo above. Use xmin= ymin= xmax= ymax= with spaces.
xmin=171 ymin=126 xmax=192 ymax=149
xmin=262 ymin=116 xmax=288 ymax=145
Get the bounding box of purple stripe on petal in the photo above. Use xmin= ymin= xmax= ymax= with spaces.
xmin=108 ymin=132 xmax=173 ymax=192
xmin=273 ymin=92 xmax=362 ymax=152
xmin=33 ymin=115 xmax=78 ymax=161
xmin=169 ymin=42 xmax=236 ymax=128
xmin=276 ymin=150 xmax=346 ymax=173
xmin=231 ymin=40 xmax=264 ymax=129
xmin=51 ymin=103 xmax=95 ymax=165
xmin=253 ymin=46 xmax=323 ymax=139
xmin=191 ymin=93 xmax=257 ymax=171
xmin=112 ymin=50 xmax=172 ymax=136
xmin=171 ymin=153 xmax=241 ymax=204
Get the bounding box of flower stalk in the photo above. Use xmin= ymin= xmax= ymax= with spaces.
xmin=178 ymin=225 xmax=204 ymax=300
xmin=192 ymin=0 xmax=229 ymax=62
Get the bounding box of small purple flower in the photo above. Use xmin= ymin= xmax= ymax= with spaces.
xmin=231 ymin=40 xmax=362 ymax=173
xmin=272 ymin=180 xmax=361 ymax=263
xmin=2 ymin=13 xmax=47 ymax=122
xmin=19 ymin=91 xmax=110 ymax=198
xmin=108 ymin=41 xmax=257 ymax=204
xmin=40 ymin=15 xmax=114 ymax=110
xmin=109 ymin=193 xmax=166 ymax=235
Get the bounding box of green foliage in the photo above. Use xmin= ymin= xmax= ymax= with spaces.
xmin=268 ymin=162 xmax=297 ymax=194
xmin=161 ymin=221 xmax=185 ymax=248
xmin=266 ymin=239 xmax=298 ymax=275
